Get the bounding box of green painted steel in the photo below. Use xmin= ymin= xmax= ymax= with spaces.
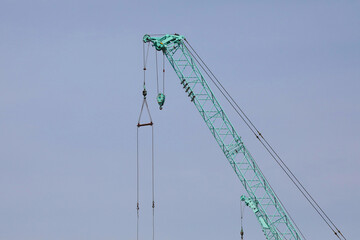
xmin=144 ymin=34 xmax=303 ymax=240
xmin=157 ymin=93 xmax=165 ymax=110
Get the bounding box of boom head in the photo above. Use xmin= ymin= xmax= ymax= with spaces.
xmin=143 ymin=34 xmax=185 ymax=51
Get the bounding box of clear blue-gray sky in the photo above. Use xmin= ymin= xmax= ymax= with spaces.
xmin=1 ymin=1 xmax=359 ymax=239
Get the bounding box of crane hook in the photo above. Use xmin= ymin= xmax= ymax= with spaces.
xmin=157 ymin=93 xmax=165 ymax=110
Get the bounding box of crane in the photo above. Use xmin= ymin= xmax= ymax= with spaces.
xmin=142 ymin=33 xmax=345 ymax=240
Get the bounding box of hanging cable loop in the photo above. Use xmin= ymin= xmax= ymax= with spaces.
xmin=137 ymin=40 xmax=157 ymax=240
xmin=138 ymin=42 xmax=153 ymax=127
xmin=137 ymin=96 xmax=153 ymax=128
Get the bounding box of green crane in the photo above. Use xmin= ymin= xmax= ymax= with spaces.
xmin=142 ymin=33 xmax=347 ymax=240
xmin=143 ymin=33 xmax=302 ymax=240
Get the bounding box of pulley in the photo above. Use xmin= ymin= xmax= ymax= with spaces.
xmin=157 ymin=93 xmax=165 ymax=110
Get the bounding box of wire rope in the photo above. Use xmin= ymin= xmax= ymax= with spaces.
xmin=136 ymin=127 xmax=140 ymax=240
xmin=143 ymin=43 xmax=150 ymax=88
xmin=155 ymin=49 xmax=159 ymax=95
xmin=162 ymin=52 xmax=165 ymax=94
xmin=240 ymin=199 xmax=244 ymax=240
xmin=183 ymin=39 xmax=345 ymax=240
xmin=152 ymin=125 xmax=155 ymax=240
xmin=137 ymin=41 xmax=156 ymax=240
xmin=184 ymin=41 xmax=309 ymax=240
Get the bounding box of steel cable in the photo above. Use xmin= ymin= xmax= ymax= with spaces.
xmin=152 ymin=125 xmax=155 ymax=240
xmin=163 ymin=52 xmax=165 ymax=95
xmin=184 ymin=41 xmax=309 ymax=240
xmin=155 ymin=49 xmax=159 ymax=94
xmin=137 ymin=41 xmax=156 ymax=240
xmin=136 ymin=127 xmax=140 ymax=240
xmin=184 ymin=39 xmax=345 ymax=240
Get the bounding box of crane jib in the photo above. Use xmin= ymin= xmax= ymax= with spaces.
xmin=144 ymin=34 xmax=302 ymax=240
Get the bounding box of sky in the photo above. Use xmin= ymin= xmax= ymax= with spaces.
xmin=0 ymin=1 xmax=359 ymax=240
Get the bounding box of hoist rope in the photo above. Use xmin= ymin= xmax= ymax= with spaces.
xmin=163 ymin=52 xmax=165 ymax=94
xmin=136 ymin=127 xmax=140 ymax=240
xmin=143 ymin=42 xmax=150 ymax=92
xmin=136 ymin=122 xmax=155 ymax=240
xmin=184 ymin=40 xmax=345 ymax=240
xmin=155 ymin=50 xmax=166 ymax=95
xmin=155 ymin=49 xmax=159 ymax=94
xmin=240 ymin=199 xmax=244 ymax=226
xmin=137 ymin=41 xmax=156 ymax=240
xmin=137 ymin=41 xmax=149 ymax=240
xmin=152 ymin=125 xmax=155 ymax=240
xmin=240 ymin=199 xmax=244 ymax=240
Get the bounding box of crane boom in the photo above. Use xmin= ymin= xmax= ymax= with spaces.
xmin=143 ymin=34 xmax=302 ymax=240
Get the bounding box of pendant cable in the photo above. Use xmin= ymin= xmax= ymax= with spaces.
xmin=184 ymin=39 xmax=345 ymax=240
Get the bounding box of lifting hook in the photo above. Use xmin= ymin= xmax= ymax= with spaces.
xmin=157 ymin=93 xmax=165 ymax=110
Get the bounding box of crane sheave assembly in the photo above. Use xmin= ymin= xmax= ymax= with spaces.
xmin=140 ymin=33 xmax=346 ymax=240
